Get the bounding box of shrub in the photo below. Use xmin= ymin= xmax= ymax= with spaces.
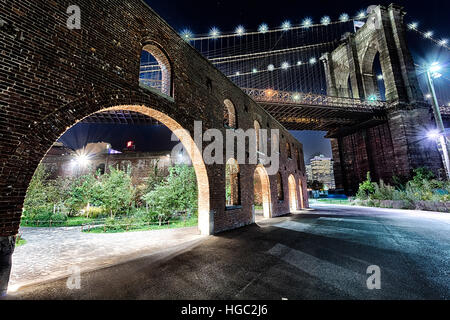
xmin=142 ymin=165 xmax=198 ymax=224
xmin=356 ymin=172 xmax=376 ymax=200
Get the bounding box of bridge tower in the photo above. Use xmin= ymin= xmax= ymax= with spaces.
xmin=321 ymin=4 xmax=443 ymax=192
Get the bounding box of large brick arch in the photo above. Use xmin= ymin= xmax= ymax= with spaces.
xmin=0 ymin=0 xmax=308 ymax=292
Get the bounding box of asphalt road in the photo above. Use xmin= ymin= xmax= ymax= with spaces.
xmin=8 ymin=204 xmax=450 ymax=300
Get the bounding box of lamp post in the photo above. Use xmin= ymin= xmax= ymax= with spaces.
xmin=425 ymin=63 xmax=450 ymax=179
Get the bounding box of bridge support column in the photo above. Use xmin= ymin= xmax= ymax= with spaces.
xmin=0 ymin=236 xmax=15 ymax=297
xmin=330 ymin=138 xmax=347 ymax=192
xmin=387 ymin=106 xmax=443 ymax=177
xmin=320 ymin=53 xmax=338 ymax=97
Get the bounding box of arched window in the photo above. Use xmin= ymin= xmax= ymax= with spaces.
xmin=225 ymin=158 xmax=241 ymax=206
xmin=139 ymin=44 xmax=172 ymax=96
xmin=286 ymin=142 xmax=292 ymax=159
xmin=276 ymin=172 xmax=284 ymax=201
xmin=224 ymin=99 xmax=237 ymax=128
xmin=254 ymin=120 xmax=261 ymax=152
xmin=271 ymin=130 xmax=280 ymax=154
xmin=361 ymin=45 xmax=386 ymax=101
xmin=295 ymin=149 xmax=301 ymax=170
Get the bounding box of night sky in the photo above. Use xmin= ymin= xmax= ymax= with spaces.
xmin=61 ymin=0 xmax=449 ymax=163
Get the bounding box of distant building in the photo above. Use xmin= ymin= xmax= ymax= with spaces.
xmin=309 ymin=155 xmax=335 ymax=190
xmin=305 ymin=165 xmax=313 ymax=182
xmin=41 ymin=142 xmax=190 ymax=185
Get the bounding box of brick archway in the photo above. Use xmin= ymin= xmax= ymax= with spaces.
xmin=254 ymin=165 xmax=272 ymax=218
xmin=106 ymin=105 xmax=210 ymax=235
xmin=298 ymin=178 xmax=304 ymax=209
xmin=30 ymin=105 xmax=211 ymax=236
xmin=288 ymin=174 xmax=298 ymax=212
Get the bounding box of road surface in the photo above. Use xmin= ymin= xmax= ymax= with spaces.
xmin=8 ymin=204 xmax=450 ymax=299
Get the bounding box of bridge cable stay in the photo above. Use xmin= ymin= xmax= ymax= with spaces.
xmin=187 ymin=19 xmax=356 ymax=97
xmin=407 ymin=20 xmax=450 ymax=108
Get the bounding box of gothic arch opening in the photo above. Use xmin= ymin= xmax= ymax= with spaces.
xmin=298 ymin=178 xmax=304 ymax=209
xmin=225 ymin=158 xmax=241 ymax=207
xmin=224 ymin=99 xmax=237 ymax=128
xmin=24 ymin=105 xmax=210 ymax=235
xmin=288 ymin=174 xmax=298 ymax=212
xmin=253 ymin=165 xmax=272 ymax=219
xmin=286 ymin=142 xmax=292 ymax=159
xmin=361 ymin=45 xmax=386 ymax=101
xmin=140 ymin=44 xmax=172 ymax=96
xmin=276 ymin=172 xmax=284 ymax=201
xmin=254 ymin=120 xmax=261 ymax=152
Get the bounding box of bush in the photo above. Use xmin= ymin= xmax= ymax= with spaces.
xmin=142 ymin=165 xmax=198 ymax=224
xmin=84 ymin=206 xmax=108 ymax=219
xmin=356 ymin=172 xmax=376 ymax=200
xmin=354 ymin=168 xmax=450 ymax=209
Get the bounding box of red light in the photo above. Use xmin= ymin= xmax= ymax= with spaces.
xmin=127 ymin=141 xmax=134 ymax=148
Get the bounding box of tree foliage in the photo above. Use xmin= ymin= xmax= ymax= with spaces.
xmin=142 ymin=165 xmax=197 ymax=224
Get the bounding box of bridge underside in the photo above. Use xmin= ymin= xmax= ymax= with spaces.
xmin=260 ymin=102 xmax=387 ymax=133
xmin=258 ymin=100 xmax=448 ymax=194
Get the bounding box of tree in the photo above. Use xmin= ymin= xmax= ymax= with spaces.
xmin=65 ymin=173 xmax=97 ymax=216
xmin=308 ymin=180 xmax=324 ymax=191
xmin=23 ymin=165 xmax=52 ymax=219
xmin=100 ymin=166 xmax=134 ymax=217
xmin=142 ymin=165 xmax=197 ymax=225
xmin=145 ymin=160 xmax=165 ymax=194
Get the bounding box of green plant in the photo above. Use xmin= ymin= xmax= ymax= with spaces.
xmin=356 ymin=172 xmax=376 ymax=200
xmin=142 ymin=165 xmax=198 ymax=225
xmin=100 ymin=166 xmax=135 ymax=217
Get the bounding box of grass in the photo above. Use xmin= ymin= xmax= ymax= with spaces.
xmin=310 ymin=198 xmax=350 ymax=205
xmin=20 ymin=216 xmax=108 ymax=227
xmin=83 ymin=216 xmax=198 ymax=234
xmin=16 ymin=237 xmax=27 ymax=247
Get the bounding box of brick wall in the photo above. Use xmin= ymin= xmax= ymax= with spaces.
xmin=0 ymin=0 xmax=307 ymax=236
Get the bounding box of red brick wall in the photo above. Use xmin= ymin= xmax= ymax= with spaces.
xmin=0 ymin=0 xmax=307 ymax=236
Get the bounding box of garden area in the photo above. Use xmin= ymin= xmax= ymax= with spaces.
xmin=22 ymin=163 xmax=199 ymax=233
xmin=352 ymin=168 xmax=450 ymax=212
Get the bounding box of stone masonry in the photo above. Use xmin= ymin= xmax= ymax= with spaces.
xmin=0 ymin=0 xmax=308 ymax=293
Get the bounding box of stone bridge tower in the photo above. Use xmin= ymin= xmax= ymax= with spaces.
xmin=321 ymin=4 xmax=443 ymax=192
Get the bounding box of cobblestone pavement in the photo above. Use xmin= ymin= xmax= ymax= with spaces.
xmin=9 ymin=226 xmax=204 ymax=290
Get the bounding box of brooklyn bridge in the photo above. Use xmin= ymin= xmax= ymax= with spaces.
xmin=0 ymin=0 xmax=449 ymax=299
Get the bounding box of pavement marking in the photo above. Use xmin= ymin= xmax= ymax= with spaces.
xmin=318 ymin=217 xmax=381 ymax=225
xmin=267 ymin=243 xmax=367 ymax=297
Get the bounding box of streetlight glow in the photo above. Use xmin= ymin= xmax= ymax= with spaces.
xmin=180 ymin=28 xmax=193 ymax=40
xmin=427 ymin=129 xmax=440 ymax=141
xmin=209 ymin=27 xmax=221 ymax=38
xmin=281 ymin=20 xmax=291 ymax=31
xmin=74 ymin=154 xmax=90 ymax=167
xmin=339 ymin=13 xmax=350 ymax=22
xmin=424 ymin=31 xmax=433 ymax=38
xmin=321 ymin=16 xmax=331 ymax=26
xmin=258 ymin=23 xmax=269 ymax=33
xmin=302 ymin=18 xmax=313 ymax=28
xmin=235 ymin=25 xmax=245 ymax=36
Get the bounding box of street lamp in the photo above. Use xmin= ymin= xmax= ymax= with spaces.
xmin=75 ymin=154 xmax=90 ymax=167
xmin=425 ymin=62 xmax=450 ymax=179
xmin=426 ymin=129 xmax=440 ymax=141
